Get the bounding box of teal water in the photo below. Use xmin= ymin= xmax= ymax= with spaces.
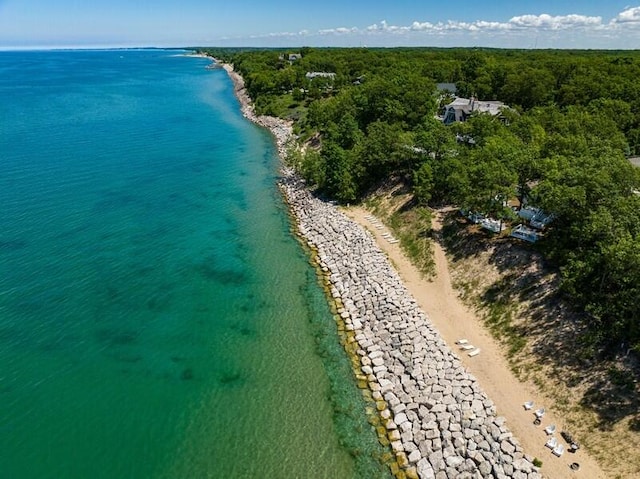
xmin=0 ymin=50 xmax=389 ymax=478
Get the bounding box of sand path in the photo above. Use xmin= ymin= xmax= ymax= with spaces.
xmin=343 ymin=206 xmax=606 ymax=479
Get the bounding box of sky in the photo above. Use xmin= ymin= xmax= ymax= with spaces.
xmin=2 ymin=1 xmax=640 ymax=50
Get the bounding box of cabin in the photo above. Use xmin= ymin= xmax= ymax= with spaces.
xmin=510 ymin=224 xmax=541 ymax=243
xmin=436 ymin=83 xmax=457 ymax=95
xmin=480 ymin=217 xmax=506 ymax=233
xmin=443 ymin=97 xmax=506 ymax=125
xmin=460 ymin=209 xmax=484 ymax=224
xmin=518 ymin=206 xmax=554 ymax=230
xmin=305 ymin=71 xmax=336 ymax=80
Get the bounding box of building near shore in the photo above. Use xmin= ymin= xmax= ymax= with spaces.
xmin=443 ymin=97 xmax=506 ymax=125
xmin=305 ymin=71 xmax=336 ymax=80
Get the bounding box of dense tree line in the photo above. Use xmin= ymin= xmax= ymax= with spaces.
xmin=200 ymin=46 xmax=640 ymax=353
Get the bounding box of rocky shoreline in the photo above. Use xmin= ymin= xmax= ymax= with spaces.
xmin=221 ymin=62 xmax=293 ymax=157
xmin=221 ymin=63 xmax=541 ymax=479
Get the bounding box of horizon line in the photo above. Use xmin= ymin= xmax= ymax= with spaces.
xmin=2 ymin=44 xmax=640 ymax=52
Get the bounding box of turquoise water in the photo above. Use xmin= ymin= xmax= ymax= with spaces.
xmin=0 ymin=50 xmax=389 ymax=478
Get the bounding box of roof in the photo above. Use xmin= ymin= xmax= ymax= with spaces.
xmin=445 ymin=97 xmax=505 ymax=116
xmin=305 ymin=71 xmax=336 ymax=79
xmin=511 ymin=224 xmax=540 ymax=243
xmin=436 ymin=83 xmax=457 ymax=94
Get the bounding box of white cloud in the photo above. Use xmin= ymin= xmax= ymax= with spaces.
xmin=318 ymin=26 xmax=358 ymax=35
xmin=365 ymin=14 xmax=603 ymax=35
xmin=614 ymin=6 xmax=640 ymax=23
xmin=508 ymin=13 xmax=602 ymax=30
xmin=242 ymin=5 xmax=640 ymax=47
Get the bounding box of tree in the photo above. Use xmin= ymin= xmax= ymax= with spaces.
xmin=359 ymin=121 xmax=405 ymax=187
xmin=415 ymin=117 xmax=457 ymax=162
xmin=321 ymin=141 xmax=357 ymax=203
xmin=413 ymin=162 xmax=434 ymax=205
xmin=500 ymin=67 xmax=555 ymax=110
xmin=462 ymin=136 xmax=518 ymax=226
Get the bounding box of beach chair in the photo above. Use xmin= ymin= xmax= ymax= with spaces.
xmin=545 ymin=437 xmax=557 ymax=449
xmin=552 ymin=444 xmax=565 ymax=457
xmin=468 ymin=348 xmax=481 ymax=357
xmin=535 ymin=408 xmax=545 ymax=419
xmin=460 ymin=344 xmax=475 ymax=350
xmin=544 ymin=424 xmax=556 ymax=435
xmin=523 ymin=401 xmax=534 ymax=410
xmin=456 ymin=339 xmax=469 ymax=345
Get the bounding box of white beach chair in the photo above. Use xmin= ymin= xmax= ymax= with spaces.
xmin=460 ymin=344 xmax=475 ymax=350
xmin=552 ymin=444 xmax=565 ymax=457
xmin=456 ymin=339 xmax=469 ymax=345
xmin=535 ymin=408 xmax=545 ymax=419
xmin=468 ymin=348 xmax=481 ymax=357
xmin=544 ymin=424 xmax=556 ymax=435
xmin=545 ymin=436 xmax=557 ymax=449
xmin=523 ymin=401 xmax=534 ymax=410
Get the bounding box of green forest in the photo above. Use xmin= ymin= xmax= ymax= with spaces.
xmin=201 ymin=47 xmax=640 ymax=356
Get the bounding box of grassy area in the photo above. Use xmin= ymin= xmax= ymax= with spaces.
xmin=364 ymin=190 xmax=435 ymax=279
xmin=254 ymin=92 xmax=308 ymax=123
xmin=480 ymin=278 xmax=528 ymax=358
xmin=438 ymin=212 xmax=640 ymax=477
xmin=356 ymin=187 xmax=640 ymax=476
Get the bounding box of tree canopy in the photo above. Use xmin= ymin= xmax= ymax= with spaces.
xmin=200 ymin=46 xmax=640 ymax=353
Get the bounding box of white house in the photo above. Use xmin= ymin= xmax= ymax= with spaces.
xmin=518 ymin=206 xmax=554 ymax=230
xmin=305 ymin=72 xmax=336 ymax=80
xmin=443 ymin=97 xmax=506 ymax=125
xmin=436 ymin=83 xmax=457 ymax=94
xmin=510 ymin=224 xmax=541 ymax=243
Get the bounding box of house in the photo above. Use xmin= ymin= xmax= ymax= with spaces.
xmin=510 ymin=224 xmax=541 ymax=243
xmin=518 ymin=206 xmax=554 ymax=229
xmin=442 ymin=97 xmax=506 ymax=125
xmin=288 ymin=53 xmax=302 ymax=62
xmin=460 ymin=209 xmax=484 ymax=224
xmin=530 ymin=213 xmax=555 ymax=230
xmin=436 ymin=83 xmax=457 ymax=94
xmin=518 ymin=206 xmax=541 ymax=221
xmin=305 ymin=71 xmax=336 ymax=80
xmin=480 ymin=217 xmax=506 ymax=233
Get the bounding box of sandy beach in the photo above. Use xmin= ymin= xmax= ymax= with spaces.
xmin=344 ymin=206 xmax=607 ymax=479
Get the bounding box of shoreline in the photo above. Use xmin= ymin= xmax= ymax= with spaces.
xmin=279 ymin=177 xmax=544 ymax=478
xmin=221 ymin=62 xmax=293 ymax=157
xmin=344 ymin=207 xmax=607 ymax=479
xmin=221 ymin=63 xmax=545 ymax=478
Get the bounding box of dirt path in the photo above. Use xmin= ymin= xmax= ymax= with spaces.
xmin=343 ymin=206 xmax=606 ymax=479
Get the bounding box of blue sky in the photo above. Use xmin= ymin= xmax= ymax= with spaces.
xmin=1 ymin=1 xmax=640 ymax=49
